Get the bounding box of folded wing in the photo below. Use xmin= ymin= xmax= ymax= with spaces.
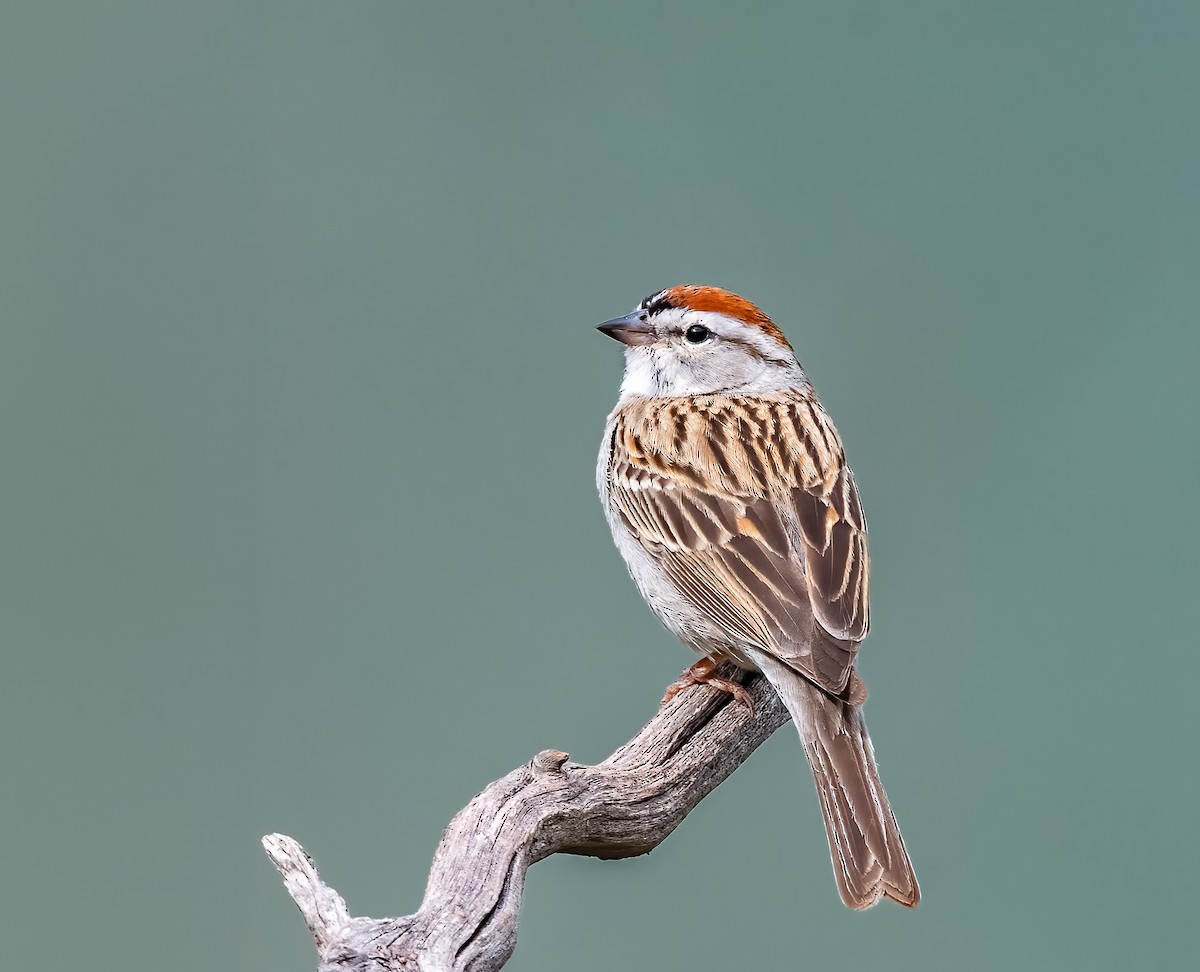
xmin=605 ymin=393 xmax=871 ymax=696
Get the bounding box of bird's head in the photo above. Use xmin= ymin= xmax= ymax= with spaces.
xmin=597 ymin=285 xmax=805 ymax=399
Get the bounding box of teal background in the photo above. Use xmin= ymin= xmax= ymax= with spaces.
xmin=3 ymin=2 xmax=1197 ymax=969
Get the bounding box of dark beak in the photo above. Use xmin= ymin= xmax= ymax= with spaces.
xmin=596 ymin=311 xmax=656 ymax=347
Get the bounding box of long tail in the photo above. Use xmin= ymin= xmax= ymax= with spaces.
xmin=753 ymin=652 xmax=920 ymax=909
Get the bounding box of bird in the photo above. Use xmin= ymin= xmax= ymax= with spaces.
xmin=594 ymin=285 xmax=919 ymax=910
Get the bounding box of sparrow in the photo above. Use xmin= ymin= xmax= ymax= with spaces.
xmin=595 ymin=285 xmax=918 ymax=909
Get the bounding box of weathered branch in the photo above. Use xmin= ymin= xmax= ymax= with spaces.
xmin=264 ymin=664 xmax=789 ymax=972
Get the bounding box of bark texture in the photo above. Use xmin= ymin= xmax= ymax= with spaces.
xmin=264 ymin=664 xmax=789 ymax=972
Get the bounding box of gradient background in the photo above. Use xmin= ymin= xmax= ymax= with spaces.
xmin=3 ymin=3 xmax=1198 ymax=970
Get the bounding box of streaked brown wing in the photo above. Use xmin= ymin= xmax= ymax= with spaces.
xmin=609 ymin=448 xmax=873 ymax=696
xmin=790 ymin=462 xmax=871 ymax=642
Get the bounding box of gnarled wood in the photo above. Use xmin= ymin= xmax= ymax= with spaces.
xmin=264 ymin=664 xmax=789 ymax=972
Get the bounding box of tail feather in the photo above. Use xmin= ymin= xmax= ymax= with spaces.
xmin=752 ymin=651 xmax=919 ymax=909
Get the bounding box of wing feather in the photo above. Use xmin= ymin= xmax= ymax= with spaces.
xmin=606 ymin=393 xmax=870 ymax=694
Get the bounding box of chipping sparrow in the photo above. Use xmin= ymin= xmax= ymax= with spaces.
xmin=595 ymin=285 xmax=919 ymax=909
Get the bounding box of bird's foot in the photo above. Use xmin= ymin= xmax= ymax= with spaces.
xmin=661 ymin=656 xmax=755 ymax=715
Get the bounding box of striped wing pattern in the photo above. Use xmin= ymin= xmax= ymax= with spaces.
xmin=605 ymin=391 xmax=869 ymax=696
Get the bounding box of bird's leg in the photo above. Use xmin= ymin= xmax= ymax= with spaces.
xmin=661 ymin=655 xmax=755 ymax=715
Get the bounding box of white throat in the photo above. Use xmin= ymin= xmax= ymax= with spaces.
xmin=618 ymin=347 xmax=806 ymax=399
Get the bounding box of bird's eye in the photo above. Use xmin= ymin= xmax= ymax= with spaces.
xmin=684 ymin=324 xmax=712 ymax=344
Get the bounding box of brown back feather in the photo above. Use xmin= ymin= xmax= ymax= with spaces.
xmin=606 ymin=390 xmax=871 ymax=694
